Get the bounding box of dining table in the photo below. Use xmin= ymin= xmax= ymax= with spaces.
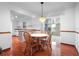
xmin=31 ymin=33 xmax=49 ymax=38
xmin=30 ymin=33 xmax=49 ymax=50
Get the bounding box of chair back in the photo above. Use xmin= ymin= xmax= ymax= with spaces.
xmin=23 ymin=32 xmax=32 ymax=46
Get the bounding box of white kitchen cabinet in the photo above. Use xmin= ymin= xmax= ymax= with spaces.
xmin=0 ymin=34 xmax=11 ymax=50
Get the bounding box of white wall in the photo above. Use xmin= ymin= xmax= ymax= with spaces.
xmin=60 ymin=3 xmax=79 ymax=52
xmin=75 ymin=3 xmax=79 ymax=52
xmin=60 ymin=8 xmax=75 ymax=30
xmin=60 ymin=8 xmax=76 ymax=45
xmin=0 ymin=3 xmax=12 ymax=50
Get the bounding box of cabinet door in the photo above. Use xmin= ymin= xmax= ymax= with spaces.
xmin=0 ymin=34 xmax=11 ymax=50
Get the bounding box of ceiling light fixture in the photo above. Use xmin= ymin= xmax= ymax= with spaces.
xmin=15 ymin=16 xmax=17 ymax=18
xmin=39 ymin=2 xmax=46 ymax=23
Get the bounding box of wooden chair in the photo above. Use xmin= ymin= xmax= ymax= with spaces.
xmin=41 ymin=34 xmax=52 ymax=55
xmin=23 ymin=32 xmax=39 ymax=56
xmin=32 ymin=30 xmax=52 ymax=55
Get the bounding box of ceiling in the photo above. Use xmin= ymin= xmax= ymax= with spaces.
xmin=8 ymin=2 xmax=77 ymax=18
xmin=11 ymin=10 xmax=33 ymax=21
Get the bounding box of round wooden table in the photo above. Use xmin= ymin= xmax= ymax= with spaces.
xmin=31 ymin=33 xmax=48 ymax=38
xmin=31 ymin=33 xmax=49 ymax=51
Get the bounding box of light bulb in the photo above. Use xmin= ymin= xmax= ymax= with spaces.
xmin=15 ymin=16 xmax=17 ymax=18
xmin=39 ymin=17 xmax=46 ymax=23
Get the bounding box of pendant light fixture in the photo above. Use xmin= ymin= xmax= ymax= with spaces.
xmin=39 ymin=2 xmax=46 ymax=23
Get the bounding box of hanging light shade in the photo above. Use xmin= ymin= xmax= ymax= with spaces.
xmin=39 ymin=16 xmax=46 ymax=23
xmin=39 ymin=2 xmax=46 ymax=23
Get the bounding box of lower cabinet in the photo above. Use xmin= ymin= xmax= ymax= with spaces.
xmin=0 ymin=34 xmax=11 ymax=50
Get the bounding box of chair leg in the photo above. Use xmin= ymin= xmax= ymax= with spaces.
xmin=30 ymin=48 xmax=32 ymax=56
xmin=24 ymin=47 xmax=31 ymax=56
xmin=50 ymin=44 xmax=52 ymax=56
xmin=24 ymin=47 xmax=27 ymax=55
xmin=47 ymin=45 xmax=50 ymax=56
xmin=47 ymin=44 xmax=52 ymax=56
